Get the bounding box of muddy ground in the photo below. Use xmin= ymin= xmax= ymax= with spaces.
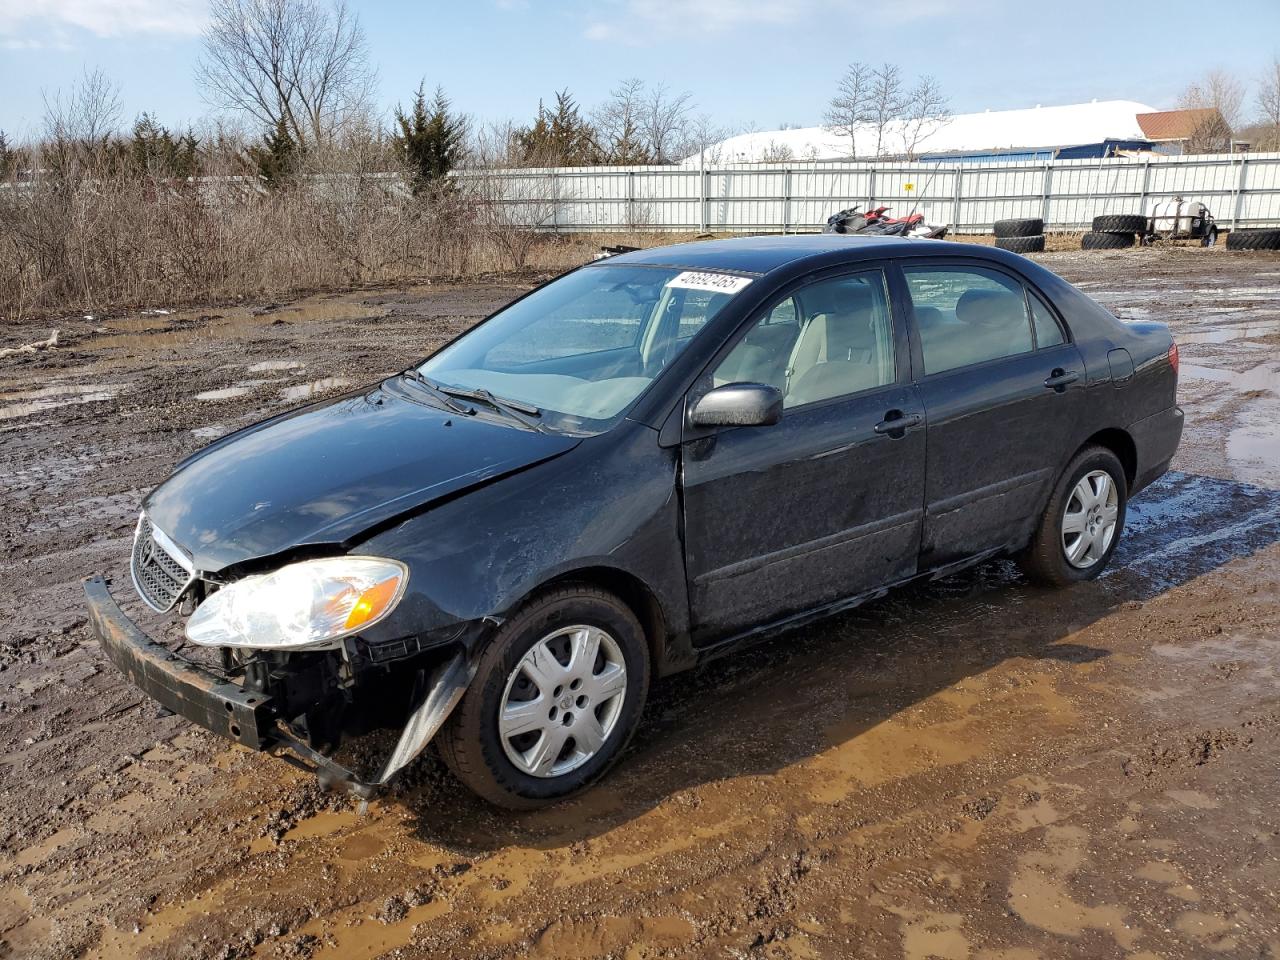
xmin=2 ymin=246 xmax=1280 ymax=960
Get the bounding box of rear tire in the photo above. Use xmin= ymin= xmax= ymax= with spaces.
xmin=1226 ymin=228 xmax=1280 ymax=251
xmin=1092 ymin=214 xmax=1148 ymax=233
xmin=995 ymin=234 xmax=1046 ymax=253
xmin=994 ymin=217 xmax=1043 ymax=238
xmin=438 ymin=584 xmax=650 ymax=809
xmin=1018 ymin=446 xmax=1128 ymax=588
xmin=1082 ymin=231 xmax=1135 ymax=250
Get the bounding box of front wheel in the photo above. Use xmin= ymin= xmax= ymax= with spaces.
xmin=1018 ymin=446 xmax=1128 ymax=587
xmin=438 ymin=584 xmax=650 ymax=809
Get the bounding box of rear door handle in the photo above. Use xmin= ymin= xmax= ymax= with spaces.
xmin=1044 ymin=369 xmax=1079 ymax=391
xmin=873 ymin=411 xmax=923 ymax=436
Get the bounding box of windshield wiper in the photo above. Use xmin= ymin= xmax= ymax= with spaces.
xmin=401 ymin=369 xmax=475 ymax=416
xmin=434 ymin=384 xmax=548 ymax=432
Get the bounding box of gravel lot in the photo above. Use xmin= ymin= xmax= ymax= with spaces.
xmin=2 ymin=246 xmax=1280 ymax=959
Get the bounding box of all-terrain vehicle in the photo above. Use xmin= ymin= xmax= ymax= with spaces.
xmin=823 ymin=206 xmax=948 ymax=239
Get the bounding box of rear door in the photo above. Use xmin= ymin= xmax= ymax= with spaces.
xmin=901 ymin=262 xmax=1085 ymax=569
xmin=680 ymin=268 xmax=927 ymax=640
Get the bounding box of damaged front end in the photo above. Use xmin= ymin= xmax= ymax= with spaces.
xmin=85 ymin=519 xmax=485 ymax=799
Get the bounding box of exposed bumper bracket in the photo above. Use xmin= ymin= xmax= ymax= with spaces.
xmin=85 ymin=575 xmax=478 ymax=801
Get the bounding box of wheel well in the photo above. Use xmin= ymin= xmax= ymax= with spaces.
xmin=1082 ymin=428 xmax=1136 ymax=489
xmin=537 ymin=567 xmax=668 ymax=665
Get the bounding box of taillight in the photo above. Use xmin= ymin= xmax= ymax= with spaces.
xmin=1168 ymin=341 xmax=1179 ymax=375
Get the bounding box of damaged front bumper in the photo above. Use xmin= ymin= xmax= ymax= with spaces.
xmin=83 ymin=575 xmax=475 ymax=800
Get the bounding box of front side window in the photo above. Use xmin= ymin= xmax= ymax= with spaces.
xmin=713 ymin=272 xmax=895 ymax=408
xmin=421 ymin=265 xmax=745 ymax=428
xmin=904 ymin=266 xmax=1034 ymax=375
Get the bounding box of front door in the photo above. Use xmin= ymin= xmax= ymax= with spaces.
xmin=680 ymin=269 xmax=928 ymax=640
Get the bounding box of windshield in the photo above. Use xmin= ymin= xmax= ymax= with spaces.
xmin=417 ymin=264 xmax=750 ymax=430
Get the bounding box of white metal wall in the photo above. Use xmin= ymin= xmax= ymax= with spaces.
xmin=452 ymin=152 xmax=1280 ymax=233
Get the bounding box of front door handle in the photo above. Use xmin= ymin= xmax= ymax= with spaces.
xmin=873 ymin=411 xmax=923 ymax=437
xmin=1044 ymin=368 xmax=1079 ymax=391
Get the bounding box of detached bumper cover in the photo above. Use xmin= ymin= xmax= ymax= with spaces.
xmin=84 ymin=575 xmax=275 ymax=749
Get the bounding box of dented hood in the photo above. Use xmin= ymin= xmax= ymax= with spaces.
xmin=144 ymin=378 xmax=580 ymax=573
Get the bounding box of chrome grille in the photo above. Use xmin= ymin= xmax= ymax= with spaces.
xmin=131 ymin=514 xmax=195 ymax=612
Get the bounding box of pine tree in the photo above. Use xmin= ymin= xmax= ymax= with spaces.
xmin=516 ymin=90 xmax=601 ymax=166
xmin=393 ymin=83 xmax=466 ymax=193
xmin=131 ymin=114 xmax=201 ymax=178
xmin=0 ymin=131 xmax=14 ymax=179
xmin=247 ymin=117 xmax=297 ymax=187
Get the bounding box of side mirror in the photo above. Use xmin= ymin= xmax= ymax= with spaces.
xmin=689 ymin=383 xmax=783 ymax=429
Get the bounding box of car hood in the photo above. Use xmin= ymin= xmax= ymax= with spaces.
xmin=144 ymin=378 xmax=581 ymax=573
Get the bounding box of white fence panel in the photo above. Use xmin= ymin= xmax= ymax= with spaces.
xmin=456 ymin=151 xmax=1280 ymax=233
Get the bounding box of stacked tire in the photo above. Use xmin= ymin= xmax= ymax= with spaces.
xmin=1082 ymin=214 xmax=1146 ymax=250
xmin=1225 ymin=228 xmax=1280 ymax=251
xmin=994 ymin=218 xmax=1045 ymax=253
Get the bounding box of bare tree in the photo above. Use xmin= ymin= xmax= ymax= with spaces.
xmin=675 ymin=113 xmax=732 ymax=165
xmin=1179 ymin=69 xmax=1245 ymax=152
xmin=638 ymin=83 xmax=693 ymax=164
xmin=593 ymin=78 xmax=653 ymax=164
xmin=1257 ymin=57 xmax=1280 ymax=151
xmin=759 ymin=139 xmax=795 ymax=163
xmin=197 ymin=0 xmax=374 ymax=150
xmin=899 ymin=75 xmax=951 ymax=159
xmin=823 ymin=62 xmax=871 ymax=159
xmin=867 ymin=63 xmax=905 ymax=158
xmin=41 ymin=68 xmax=124 ymax=176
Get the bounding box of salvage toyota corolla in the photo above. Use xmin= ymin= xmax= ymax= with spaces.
xmin=85 ymin=235 xmax=1183 ymax=808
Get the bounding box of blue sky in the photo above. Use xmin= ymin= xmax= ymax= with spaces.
xmin=1 ymin=0 xmax=1278 ymax=139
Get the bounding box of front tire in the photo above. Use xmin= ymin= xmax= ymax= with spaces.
xmin=438 ymin=584 xmax=650 ymax=809
xmin=1018 ymin=446 xmax=1127 ymax=587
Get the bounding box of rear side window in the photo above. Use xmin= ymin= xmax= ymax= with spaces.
xmin=1029 ymin=291 xmax=1065 ymax=347
xmin=904 ymin=266 xmax=1034 ymax=375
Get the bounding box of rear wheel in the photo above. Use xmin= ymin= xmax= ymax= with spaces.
xmin=1018 ymin=446 xmax=1127 ymax=587
xmin=438 ymin=584 xmax=650 ymax=809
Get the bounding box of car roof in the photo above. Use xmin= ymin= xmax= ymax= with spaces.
xmin=596 ymin=234 xmax=969 ymax=276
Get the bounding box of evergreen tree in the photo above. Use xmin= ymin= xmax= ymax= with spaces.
xmin=393 ymin=83 xmax=466 ymax=192
xmin=516 ymin=90 xmax=601 ymax=166
xmin=246 ymin=117 xmax=297 ymax=187
xmin=0 ymin=131 xmax=14 ymax=179
xmin=131 ymin=114 xmax=201 ymax=178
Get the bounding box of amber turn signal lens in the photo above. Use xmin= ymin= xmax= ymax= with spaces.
xmin=344 ymin=576 xmax=403 ymax=630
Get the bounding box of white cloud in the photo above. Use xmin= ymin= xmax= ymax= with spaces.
xmin=0 ymin=0 xmax=207 ymax=39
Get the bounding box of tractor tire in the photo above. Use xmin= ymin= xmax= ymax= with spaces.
xmin=995 ymin=235 xmax=1046 ymax=253
xmin=994 ymin=218 xmax=1043 ymax=238
xmin=1225 ymin=228 xmax=1280 ymax=251
xmin=1091 ymin=214 xmax=1148 ymax=233
xmin=1082 ymin=231 xmax=1135 ymax=250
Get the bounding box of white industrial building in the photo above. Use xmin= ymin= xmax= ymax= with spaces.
xmin=684 ymin=99 xmax=1161 ymax=165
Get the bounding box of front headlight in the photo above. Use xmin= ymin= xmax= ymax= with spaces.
xmin=186 ymin=556 xmax=408 ymax=650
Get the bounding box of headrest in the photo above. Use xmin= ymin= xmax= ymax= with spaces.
xmin=955 ymin=288 xmax=1024 ymax=328
xmin=805 ymin=281 xmax=874 ymax=319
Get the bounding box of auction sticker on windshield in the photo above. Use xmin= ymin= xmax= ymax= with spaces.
xmin=667 ymin=271 xmax=753 ymax=294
